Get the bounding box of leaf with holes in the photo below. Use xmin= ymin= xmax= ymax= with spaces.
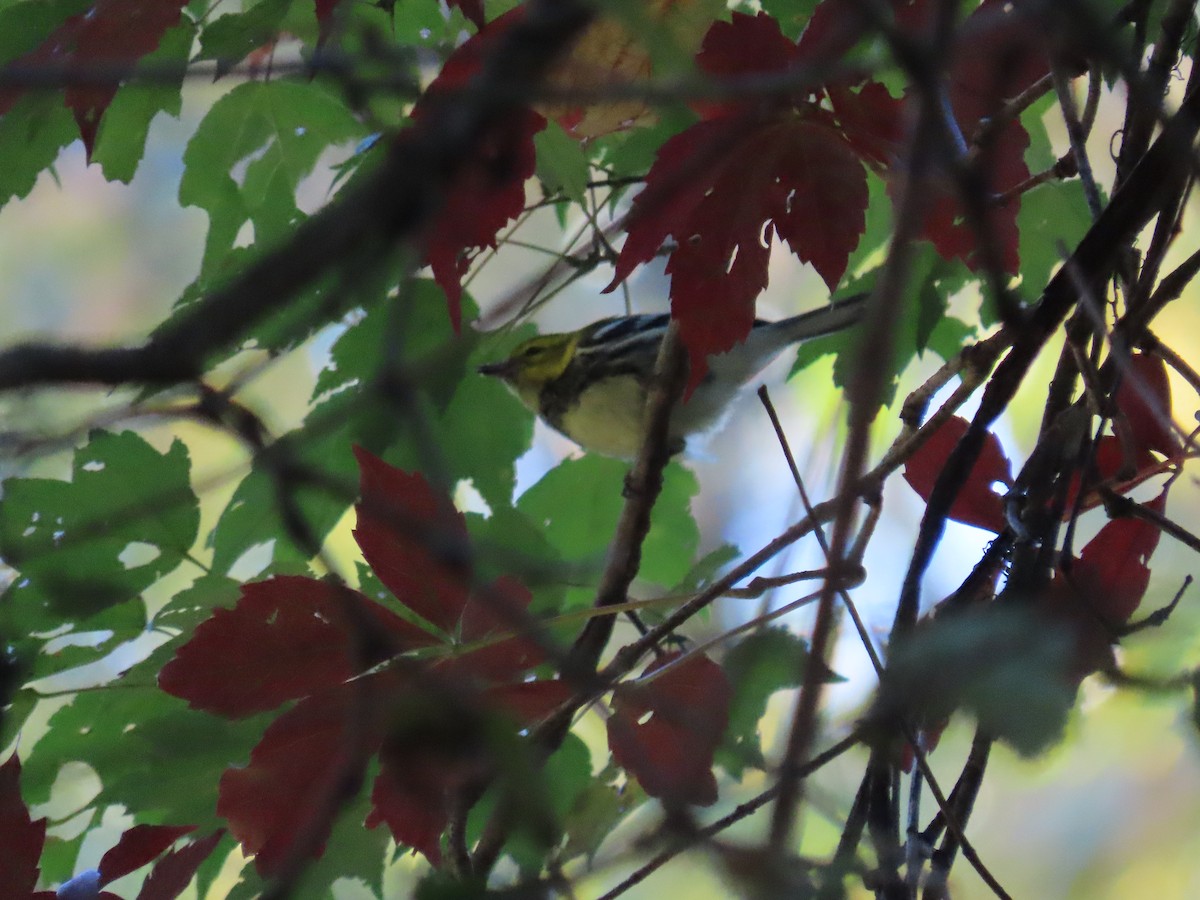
xmin=607 ymin=12 xmax=898 ymax=390
xmin=158 ymin=576 xmax=433 ymax=719
xmin=180 ymin=80 xmax=367 ymax=274
xmin=166 ymin=449 xmax=569 ymax=872
xmin=609 ymin=111 xmax=870 ymax=392
xmin=608 ymin=652 xmax=731 ymax=806
xmin=0 ymin=430 xmax=198 ymax=619
xmin=903 ymin=415 xmax=1012 ymax=533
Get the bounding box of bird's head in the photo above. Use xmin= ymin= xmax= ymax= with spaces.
xmin=478 ymin=332 xmax=579 ymax=407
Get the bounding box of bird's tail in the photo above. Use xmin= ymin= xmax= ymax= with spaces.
xmin=771 ymin=291 xmax=869 ymax=344
xmin=709 ymin=292 xmax=868 ymax=386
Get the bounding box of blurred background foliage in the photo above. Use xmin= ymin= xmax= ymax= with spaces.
xmin=2 ymin=0 xmax=1200 ymax=898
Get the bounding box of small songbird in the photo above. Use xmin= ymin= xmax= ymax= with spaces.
xmin=478 ymin=294 xmax=866 ymax=458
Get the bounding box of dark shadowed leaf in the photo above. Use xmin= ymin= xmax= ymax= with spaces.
xmin=606 ymin=11 xmax=897 ymax=390
xmin=98 ymin=823 xmax=195 ymax=885
xmin=693 ymin=11 xmax=798 ymax=118
xmin=0 ymin=754 xmax=45 ymax=895
xmin=484 ymin=679 xmax=574 ymax=724
xmin=136 ymin=830 xmax=224 ymax=900
xmin=718 ymin=628 xmax=839 ymax=777
xmin=353 ymin=447 xmax=473 ymax=634
xmin=1062 ymin=434 xmax=1161 ymax=515
xmin=1116 ymin=352 xmax=1180 ymax=457
xmin=180 ymin=80 xmax=366 ymax=273
xmin=1072 ymin=490 xmax=1168 ymax=625
xmin=903 ymin=415 xmax=1012 ymax=533
xmin=876 ymin=606 xmax=1073 ymax=756
xmin=196 ymin=0 xmax=292 ymax=72
xmin=608 ymin=652 xmax=732 ymax=805
xmin=158 ymin=576 xmax=431 ymax=718
xmin=217 ymin=673 xmax=399 ymax=877
xmin=0 ymin=430 xmax=198 ymax=617
xmin=368 ymin=756 xmax=449 ymax=866
xmin=898 ymin=0 xmax=1051 ymax=274
xmin=409 ymin=12 xmax=545 ymax=329
xmin=193 ymin=451 xmax=568 ymax=872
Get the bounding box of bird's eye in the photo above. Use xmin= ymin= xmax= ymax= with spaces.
xmin=521 ymin=346 xmax=541 ymax=359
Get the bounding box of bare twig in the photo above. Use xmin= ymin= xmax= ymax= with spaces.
xmin=594 ymin=731 xmax=865 ymax=900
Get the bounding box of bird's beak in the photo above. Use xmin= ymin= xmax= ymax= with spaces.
xmin=477 ymin=360 xmax=515 ymax=379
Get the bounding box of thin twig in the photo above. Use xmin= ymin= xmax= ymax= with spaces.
xmin=594 ymin=731 xmax=865 ymax=900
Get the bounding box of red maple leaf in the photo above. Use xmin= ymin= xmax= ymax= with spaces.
xmin=1074 ymin=490 xmax=1168 ymax=625
xmin=23 ymin=819 xmax=219 ymax=899
xmin=0 ymin=755 xmax=46 ymax=897
xmin=97 ymin=824 xmax=196 ymax=885
xmin=410 ymin=9 xmax=544 ymax=331
xmin=0 ymin=0 xmax=188 ymax=158
xmin=895 ymin=0 xmax=1051 ymax=273
xmin=607 ymin=12 xmax=899 ymax=391
xmin=217 ymin=675 xmax=391 ymax=872
xmin=160 ymin=448 xmax=570 ymax=872
xmin=448 ymin=0 xmax=486 ymax=29
xmin=794 ymin=0 xmax=871 ymax=63
xmin=135 ymin=831 xmax=224 ymax=900
xmin=352 ymin=447 xmax=475 ymax=634
xmin=691 ymin=10 xmax=800 ymax=118
xmin=1045 ymin=490 xmax=1169 ymax=682
xmin=1115 ymin=351 xmax=1180 ymax=457
xmin=1062 ymin=434 xmax=1161 ymax=515
xmin=158 ymin=575 xmax=432 ymax=719
xmin=903 ymin=415 xmax=1013 ymax=533
xmin=367 ymin=749 xmax=457 ymax=866
xmin=314 ymin=0 xmax=343 ymax=47
xmin=827 ymin=80 xmax=907 ymax=168
xmin=61 ymin=824 xmax=224 ymax=900
xmin=1061 ymin=353 xmax=1179 ymax=514
xmin=607 ymin=652 xmax=732 ymax=806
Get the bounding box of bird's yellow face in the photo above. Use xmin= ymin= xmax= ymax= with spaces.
xmin=478 ymin=333 xmax=579 ymax=410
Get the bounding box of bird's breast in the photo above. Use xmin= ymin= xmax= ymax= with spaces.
xmin=558 ymin=374 xmax=649 ymax=458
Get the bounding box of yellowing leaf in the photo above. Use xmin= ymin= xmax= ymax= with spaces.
xmin=541 ymin=0 xmax=719 ymax=139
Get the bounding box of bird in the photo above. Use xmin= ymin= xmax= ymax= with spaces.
xmin=478 ymin=293 xmax=866 ymax=458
